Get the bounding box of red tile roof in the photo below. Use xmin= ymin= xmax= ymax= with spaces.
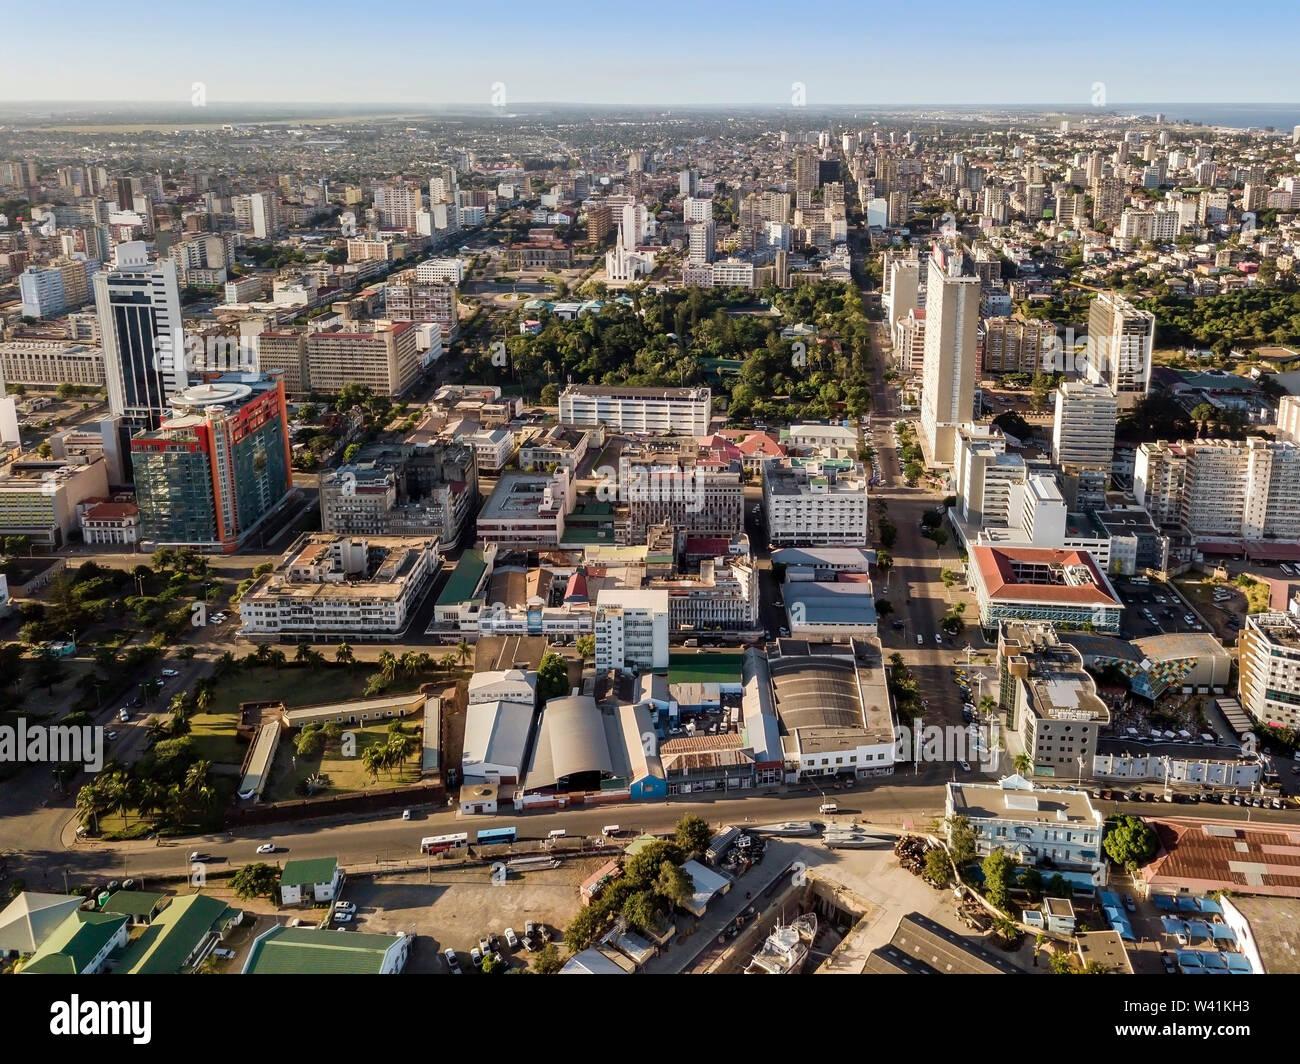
xmin=972 ymin=546 xmax=1120 ymax=606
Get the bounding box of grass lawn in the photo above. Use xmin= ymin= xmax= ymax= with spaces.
xmin=264 ymin=721 xmax=423 ymax=802
xmin=189 ymin=710 xmax=244 ymax=766
xmin=195 ymin=662 xmax=429 ymax=774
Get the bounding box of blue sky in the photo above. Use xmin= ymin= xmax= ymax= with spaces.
xmin=3 ymin=0 xmax=1298 ymax=106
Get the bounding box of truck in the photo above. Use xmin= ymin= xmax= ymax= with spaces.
xmin=705 ymin=826 xmax=741 ymax=866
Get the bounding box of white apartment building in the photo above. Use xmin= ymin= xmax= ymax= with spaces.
xmin=762 ymin=458 xmax=870 ymax=548
xmin=946 ymin=776 xmax=1108 ymax=885
xmin=1238 ymin=612 xmax=1300 ymax=731
xmin=594 ymin=588 xmax=670 ymax=674
xmin=1134 ymin=437 xmax=1300 ymax=539
xmin=920 ymin=246 xmax=980 ymax=464
xmin=415 ymin=257 xmax=465 ymax=284
xmin=1052 ymin=381 xmax=1118 ymax=471
xmin=238 ymin=535 xmax=441 ymax=641
xmin=1276 ymin=394 xmax=1300 ymax=444
xmin=559 ymin=385 xmax=711 ymax=435
xmin=709 ymin=259 xmax=755 ymax=288
xmin=895 ymin=308 xmax=925 ymax=374
xmin=466 ymin=428 xmax=516 ymax=474
xmin=683 ymin=196 xmax=713 ymax=223
xmin=1085 ymin=292 xmax=1155 ymax=409
xmin=476 ymin=470 xmax=572 ymax=549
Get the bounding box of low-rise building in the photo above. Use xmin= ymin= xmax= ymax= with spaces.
xmin=970 ymin=545 xmax=1123 ymax=633
xmin=762 ymin=457 xmax=869 ymax=548
xmin=997 ymin=622 xmax=1110 ymax=778
xmin=946 ymin=775 xmax=1107 ymax=885
xmin=559 ymin=385 xmax=711 ymax=436
xmin=767 ymin=638 xmax=896 ymax=780
xmin=476 ymin=470 xmax=572 ymax=549
xmin=278 ymin=857 xmax=343 ymax=907
xmin=238 ymin=535 xmax=441 ymax=642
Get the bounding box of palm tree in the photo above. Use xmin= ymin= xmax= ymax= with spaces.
xmin=213 ymin=652 xmax=238 ymax=681
xmin=295 ymin=642 xmax=313 ymax=664
xmin=335 ymin=642 xmax=355 ymax=668
xmin=377 ymin=650 xmax=398 ymax=681
xmin=361 ymin=744 xmax=384 ymax=782
xmin=267 ymin=648 xmax=287 ymax=670
xmin=195 ymin=687 xmax=213 ymax=715
xmin=978 ymin=695 xmax=997 ymax=716
xmin=254 ymin=643 xmax=272 ymax=665
xmin=455 ymin=640 xmax=471 ymax=666
xmin=1013 ymin=751 xmax=1033 ymax=776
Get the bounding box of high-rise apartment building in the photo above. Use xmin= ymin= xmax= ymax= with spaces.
xmin=687 ymin=220 xmax=716 ymax=264
xmin=1135 ymin=437 xmax=1300 ymax=538
xmin=1052 ymin=382 xmax=1118 ymax=472
xmin=1085 ymin=292 xmax=1155 ymax=408
xmin=1090 ymin=175 xmax=1125 ymax=225
xmin=980 ymin=316 xmax=1056 ymax=375
xmin=1239 ymin=612 xmax=1300 ymax=730
xmin=919 ymin=245 xmax=980 ymax=464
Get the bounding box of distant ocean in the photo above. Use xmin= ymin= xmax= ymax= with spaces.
xmin=1117 ymin=104 xmax=1300 ymax=131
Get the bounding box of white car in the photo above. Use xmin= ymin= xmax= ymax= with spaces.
xmin=160 ymin=668 xmax=179 ymax=678
xmin=504 ymin=927 xmax=519 ymax=949
xmin=334 ymin=912 xmax=354 ymax=924
xmin=334 ymin=900 xmax=356 ymax=914
xmin=917 ymin=634 xmax=924 ymax=645
xmin=256 ymin=843 xmax=276 ymax=854
xmin=935 ymin=633 xmax=943 ymax=644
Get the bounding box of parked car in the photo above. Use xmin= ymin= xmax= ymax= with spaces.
xmin=957 ymin=759 xmax=971 ymax=772
xmin=470 ymin=947 xmax=483 ymax=968
xmin=105 ymin=731 xmax=118 ymax=741
xmin=160 ymin=668 xmax=179 ymax=678
xmin=504 ymin=927 xmax=519 ymax=949
xmin=1123 ymin=894 xmax=1137 ymax=913
xmin=917 ymin=634 xmax=924 ymax=645
xmin=334 ymin=900 xmax=356 ymax=914
xmin=1161 ymin=951 xmax=1177 ymax=973
xmin=334 ymin=912 xmax=354 ymax=924
xmin=444 ymin=948 xmax=461 ymax=974
xmin=935 ymin=633 xmax=943 ymax=644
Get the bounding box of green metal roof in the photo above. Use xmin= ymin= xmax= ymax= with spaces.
xmin=99 ymin=890 xmax=166 ymax=918
xmin=437 ymin=549 xmax=489 ymax=607
xmin=244 ymin=926 xmax=402 ymax=975
xmin=279 ymin=856 xmax=339 ymax=888
xmin=667 ymin=650 xmax=745 ymax=685
xmin=115 ymin=893 xmax=238 ymax=975
xmin=21 ymin=910 xmax=127 ymax=974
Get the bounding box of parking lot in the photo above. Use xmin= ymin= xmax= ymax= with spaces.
xmin=1113 ymin=578 xmax=1210 ymax=640
xmin=336 ymin=860 xmax=609 ymax=972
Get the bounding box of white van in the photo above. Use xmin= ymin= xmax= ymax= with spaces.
xmin=601 ymin=825 xmax=620 ymax=837
xmin=818 ymin=802 xmax=838 ymax=815
xmin=547 ymin=829 xmax=566 ymax=840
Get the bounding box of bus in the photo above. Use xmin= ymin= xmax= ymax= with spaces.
xmin=476 ymin=826 xmax=518 ymax=845
xmin=420 ymin=833 xmax=468 ymax=854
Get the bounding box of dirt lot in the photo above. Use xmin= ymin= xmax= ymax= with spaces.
xmin=339 ymin=860 xmax=609 ymax=972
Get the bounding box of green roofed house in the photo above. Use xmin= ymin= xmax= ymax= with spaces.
xmin=279 ymin=857 xmax=343 ymax=906
xmin=18 ymin=910 xmax=129 ymax=974
xmin=243 ymin=925 xmax=411 ymax=974
xmin=431 ymin=546 xmax=495 ymax=629
xmin=99 ymin=890 xmax=167 ymax=926
xmin=115 ymin=893 xmax=242 ymax=974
